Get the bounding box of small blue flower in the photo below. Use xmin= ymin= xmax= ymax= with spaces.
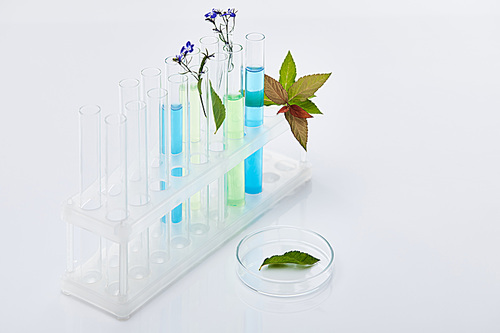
xmin=222 ymin=8 xmax=236 ymax=17
xmin=185 ymin=41 xmax=194 ymax=53
xmin=180 ymin=46 xmax=187 ymax=55
xmin=205 ymin=8 xmax=217 ymax=19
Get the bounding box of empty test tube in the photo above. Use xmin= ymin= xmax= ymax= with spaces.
xmin=125 ymin=100 xmax=149 ymax=206
xmin=105 ymin=114 xmax=128 ymax=221
xmin=147 ymin=88 xmax=169 ymax=191
xmin=79 ymin=105 xmax=101 ymax=210
xmin=119 ymin=79 xmax=140 ymax=114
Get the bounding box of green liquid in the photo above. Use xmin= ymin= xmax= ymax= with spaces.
xmin=226 ymin=94 xmax=244 ymax=139
xmin=227 ymin=161 xmax=245 ymax=206
xmin=225 ymin=94 xmax=245 ymax=206
xmin=190 ymin=83 xmax=201 ymax=142
xmin=191 ymin=191 xmax=201 ymax=210
xmin=180 ymin=83 xmax=201 ymax=142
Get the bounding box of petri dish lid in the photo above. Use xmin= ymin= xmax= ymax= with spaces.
xmin=236 ymin=226 xmax=334 ymax=297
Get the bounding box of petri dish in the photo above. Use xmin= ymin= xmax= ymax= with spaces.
xmin=236 ymin=226 xmax=334 ymax=297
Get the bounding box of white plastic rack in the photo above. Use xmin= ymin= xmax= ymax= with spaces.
xmin=61 ymin=114 xmax=312 ymax=319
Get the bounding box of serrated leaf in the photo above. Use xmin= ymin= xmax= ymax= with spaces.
xmin=210 ymin=80 xmax=225 ymax=133
xmin=288 ymin=73 xmax=332 ymax=103
xmin=295 ymin=99 xmax=322 ymax=115
xmin=264 ymin=92 xmax=277 ymax=106
xmin=289 ymin=104 xmax=313 ymax=118
xmin=279 ymin=51 xmax=296 ymax=91
xmin=264 ymin=74 xmax=288 ymax=105
xmin=259 ymin=251 xmax=319 ymax=270
xmin=285 ymin=111 xmax=308 ymax=151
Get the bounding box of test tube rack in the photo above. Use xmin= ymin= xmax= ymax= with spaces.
xmin=61 ymin=113 xmax=312 ymax=319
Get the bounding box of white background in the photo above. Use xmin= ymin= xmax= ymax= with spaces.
xmin=1 ymin=0 xmax=499 ymax=332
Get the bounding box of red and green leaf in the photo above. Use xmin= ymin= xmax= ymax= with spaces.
xmin=264 ymin=74 xmax=288 ymax=105
xmin=288 ymin=73 xmax=331 ymax=103
xmin=295 ymin=99 xmax=322 ymax=115
xmin=285 ymin=111 xmax=308 ymax=151
xmin=289 ymin=104 xmax=313 ymax=118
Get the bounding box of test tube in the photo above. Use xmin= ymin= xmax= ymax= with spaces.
xmin=147 ymin=88 xmax=170 ymax=251
xmin=147 ymin=88 xmax=169 ymax=191
xmin=79 ymin=105 xmax=101 ymax=210
xmin=208 ymin=52 xmax=229 ymax=152
xmin=168 ymin=73 xmax=190 ymax=248
xmin=141 ymin=67 xmax=162 ymax=168
xmin=165 ymin=56 xmax=180 ymax=83
xmin=199 ymin=35 xmax=220 ymax=55
xmin=105 ymin=114 xmax=128 ymax=221
xmin=125 ymin=100 xmax=149 ymax=206
xmin=141 ymin=67 xmax=161 ymax=100
xmin=119 ymin=79 xmax=140 ymax=114
xmin=244 ymin=32 xmax=265 ymax=195
xmin=185 ymin=46 xmax=201 ymax=67
xmin=189 ymin=66 xmax=210 ymax=235
xmin=224 ymin=44 xmax=245 ymax=207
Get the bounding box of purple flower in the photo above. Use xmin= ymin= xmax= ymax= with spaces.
xmin=174 ymin=54 xmax=183 ymax=62
xmin=205 ymin=8 xmax=217 ymax=19
xmin=222 ymin=8 xmax=236 ymax=17
xmin=185 ymin=41 xmax=194 ymax=53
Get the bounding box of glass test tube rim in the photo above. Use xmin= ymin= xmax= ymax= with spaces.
xmin=125 ymin=100 xmax=147 ymax=113
xmin=167 ymin=73 xmax=188 ymax=85
xmin=165 ymin=56 xmax=177 ymax=65
xmin=245 ymin=32 xmax=266 ymax=41
xmin=223 ymin=43 xmax=243 ymax=54
xmin=199 ymin=35 xmax=219 ymax=47
xmin=212 ymin=51 xmax=229 ymax=62
xmin=105 ymin=113 xmax=127 ymax=125
xmin=119 ymin=78 xmax=140 ymax=89
xmin=146 ymin=87 xmax=168 ymax=100
xmin=79 ymin=104 xmax=101 ymax=116
xmin=141 ymin=67 xmax=161 ymax=78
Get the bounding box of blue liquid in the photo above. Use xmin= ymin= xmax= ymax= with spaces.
xmin=244 ymin=67 xmax=264 ymax=194
xmin=171 ymin=167 xmax=183 ymax=223
xmin=160 ymin=103 xmax=167 ymax=223
xmin=171 ymin=103 xmax=183 ymax=223
xmin=245 ymin=149 xmax=263 ymax=194
xmin=171 ymin=103 xmax=183 ymax=154
xmin=245 ymin=67 xmax=264 ymax=127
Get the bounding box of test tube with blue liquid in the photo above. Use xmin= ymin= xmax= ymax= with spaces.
xmin=244 ymin=32 xmax=265 ymax=194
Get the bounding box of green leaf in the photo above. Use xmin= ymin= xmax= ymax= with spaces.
xmin=264 ymin=74 xmax=288 ymax=105
xmin=279 ymin=51 xmax=296 ymax=91
xmin=259 ymin=251 xmax=319 ymax=270
xmin=197 ymin=78 xmax=207 ymax=117
xmin=210 ymin=80 xmax=225 ymax=133
xmin=295 ymin=99 xmax=322 ymax=115
xmin=285 ymin=111 xmax=308 ymax=151
xmin=199 ymin=53 xmax=209 ymax=76
xmin=288 ymin=73 xmax=332 ymax=103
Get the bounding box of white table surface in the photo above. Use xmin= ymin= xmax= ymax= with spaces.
xmin=1 ymin=1 xmax=499 ymax=332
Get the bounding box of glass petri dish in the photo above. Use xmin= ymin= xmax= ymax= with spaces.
xmin=236 ymin=226 xmax=334 ymax=297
